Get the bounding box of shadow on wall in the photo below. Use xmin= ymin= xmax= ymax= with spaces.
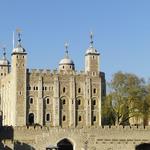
xmin=0 ymin=141 xmax=12 ymax=150
xmin=135 ymin=143 xmax=150 ymax=150
xmin=14 ymin=141 xmax=35 ymax=150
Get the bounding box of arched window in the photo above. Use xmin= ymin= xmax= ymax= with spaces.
xmin=63 ymin=115 xmax=66 ymax=121
xmin=79 ymin=116 xmax=82 ymax=121
xmin=36 ymin=86 xmax=38 ymax=90
xmin=93 ymin=116 xmax=96 ymax=122
xmin=93 ymin=99 xmax=96 ymax=105
xmin=63 ymin=87 xmax=66 ymax=93
xmin=28 ymin=113 xmax=34 ymax=125
xmin=93 ymin=88 xmax=97 ymax=94
xmin=47 ymin=98 xmax=49 ymax=104
xmin=63 ymin=99 xmax=66 ymax=104
xmin=30 ymin=98 xmax=33 ymax=104
xmin=78 ymin=99 xmax=81 ymax=105
xmin=46 ymin=113 xmax=50 ymax=121
xmin=78 ymin=88 xmax=81 ymax=93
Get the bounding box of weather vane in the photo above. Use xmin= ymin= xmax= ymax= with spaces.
xmin=90 ymin=31 xmax=94 ymax=47
xmin=16 ymin=28 xmax=22 ymax=44
xmin=64 ymin=42 xmax=69 ymax=57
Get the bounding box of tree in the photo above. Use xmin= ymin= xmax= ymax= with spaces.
xmin=102 ymin=71 xmax=146 ymax=126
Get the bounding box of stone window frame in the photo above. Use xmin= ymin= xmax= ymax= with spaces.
xmin=46 ymin=113 xmax=51 ymax=122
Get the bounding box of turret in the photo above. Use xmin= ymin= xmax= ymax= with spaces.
xmin=85 ymin=32 xmax=100 ymax=76
xmin=0 ymin=47 xmax=10 ymax=77
xmin=11 ymin=30 xmax=27 ymax=126
xmin=59 ymin=43 xmax=75 ymax=71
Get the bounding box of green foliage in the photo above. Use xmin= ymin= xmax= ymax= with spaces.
xmin=102 ymin=71 xmax=149 ymax=126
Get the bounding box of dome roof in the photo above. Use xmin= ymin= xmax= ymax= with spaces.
xmin=86 ymin=46 xmax=99 ymax=55
xmin=0 ymin=59 xmax=9 ymax=66
xmin=13 ymin=44 xmax=26 ymax=53
xmin=59 ymin=57 xmax=74 ymax=65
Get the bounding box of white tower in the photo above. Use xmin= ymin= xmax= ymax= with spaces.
xmin=85 ymin=32 xmax=100 ymax=76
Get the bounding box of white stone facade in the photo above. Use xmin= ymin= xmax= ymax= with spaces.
xmin=0 ymin=35 xmax=106 ymax=128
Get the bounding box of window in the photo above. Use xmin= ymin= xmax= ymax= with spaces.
xmin=42 ymin=87 xmax=44 ymax=90
xmin=78 ymin=88 xmax=81 ymax=93
xmin=93 ymin=56 xmax=95 ymax=59
xmin=63 ymin=99 xmax=66 ymax=104
xmin=70 ymin=66 xmax=71 ymax=69
xmin=46 ymin=113 xmax=50 ymax=121
xmin=36 ymin=87 xmax=38 ymax=90
xmin=63 ymin=115 xmax=66 ymax=121
xmin=33 ymin=87 xmax=36 ymax=90
xmin=28 ymin=113 xmax=34 ymax=125
xmin=78 ymin=99 xmax=81 ymax=105
xmin=93 ymin=100 xmax=96 ymax=105
xmin=63 ymin=87 xmax=66 ymax=93
xmin=47 ymin=98 xmax=49 ymax=104
xmin=63 ymin=66 xmax=64 ymax=69
xmin=79 ymin=116 xmax=82 ymax=121
xmin=1 ymin=73 xmax=3 ymax=76
xmin=93 ymin=88 xmax=96 ymax=94
xmin=45 ymin=87 xmax=47 ymax=91
xmin=93 ymin=116 xmax=96 ymax=122
xmin=30 ymin=98 xmax=33 ymax=104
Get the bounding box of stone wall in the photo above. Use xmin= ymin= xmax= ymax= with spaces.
xmin=1 ymin=126 xmax=150 ymax=150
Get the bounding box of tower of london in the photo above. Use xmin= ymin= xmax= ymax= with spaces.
xmin=0 ymin=32 xmax=105 ymax=128
xmin=0 ymin=32 xmax=149 ymax=150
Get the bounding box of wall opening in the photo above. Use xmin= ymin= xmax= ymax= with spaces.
xmin=57 ymin=138 xmax=73 ymax=150
xmin=28 ymin=113 xmax=34 ymax=125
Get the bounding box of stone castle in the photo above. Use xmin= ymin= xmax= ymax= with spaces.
xmin=0 ymin=32 xmax=149 ymax=150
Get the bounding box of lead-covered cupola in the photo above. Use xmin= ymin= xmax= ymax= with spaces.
xmin=85 ymin=32 xmax=100 ymax=75
xmin=59 ymin=43 xmax=75 ymax=71
xmin=0 ymin=47 xmax=10 ymax=77
xmin=12 ymin=30 xmax=26 ymax=54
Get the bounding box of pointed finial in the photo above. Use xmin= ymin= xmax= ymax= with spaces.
xmin=2 ymin=47 xmax=6 ymax=60
xmin=64 ymin=42 xmax=69 ymax=58
xmin=16 ymin=28 xmax=22 ymax=46
xmin=90 ymin=31 xmax=94 ymax=47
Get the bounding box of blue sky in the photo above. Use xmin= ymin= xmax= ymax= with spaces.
xmin=0 ymin=0 xmax=150 ymax=81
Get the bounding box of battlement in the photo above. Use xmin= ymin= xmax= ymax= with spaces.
xmin=10 ymin=125 xmax=150 ymax=132
xmin=27 ymin=68 xmax=87 ymax=76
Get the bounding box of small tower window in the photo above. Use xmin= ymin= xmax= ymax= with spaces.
xmin=79 ymin=116 xmax=82 ymax=121
xmin=93 ymin=56 xmax=95 ymax=59
xmin=46 ymin=113 xmax=50 ymax=121
xmin=63 ymin=87 xmax=66 ymax=93
xmin=36 ymin=87 xmax=38 ymax=90
xmin=78 ymin=88 xmax=81 ymax=93
xmin=45 ymin=87 xmax=47 ymax=91
xmin=33 ymin=87 xmax=36 ymax=90
xmin=63 ymin=66 xmax=64 ymax=69
xmin=70 ymin=65 xmax=72 ymax=69
xmin=93 ymin=88 xmax=97 ymax=94
xmin=28 ymin=113 xmax=34 ymax=125
xmin=93 ymin=116 xmax=96 ymax=122
xmin=63 ymin=99 xmax=66 ymax=105
xmin=47 ymin=98 xmax=49 ymax=104
xmin=63 ymin=115 xmax=66 ymax=121
xmin=1 ymin=73 xmax=3 ymax=76
xmin=93 ymin=100 xmax=96 ymax=105
xmin=30 ymin=98 xmax=33 ymax=104
xmin=78 ymin=99 xmax=81 ymax=105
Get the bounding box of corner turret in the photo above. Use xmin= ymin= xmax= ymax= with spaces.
xmin=85 ymin=32 xmax=100 ymax=76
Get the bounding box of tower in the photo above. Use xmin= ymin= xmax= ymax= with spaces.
xmin=0 ymin=47 xmax=10 ymax=78
xmin=85 ymin=32 xmax=100 ymax=76
xmin=59 ymin=43 xmax=75 ymax=71
xmin=11 ymin=31 xmax=27 ymax=126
